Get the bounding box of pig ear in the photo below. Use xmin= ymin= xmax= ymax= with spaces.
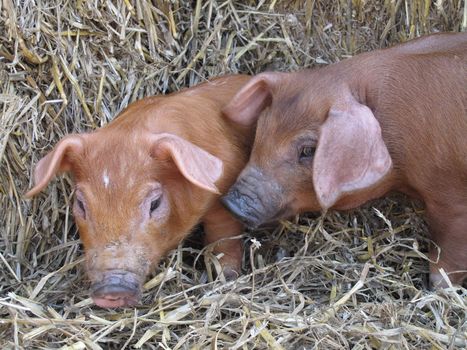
xmin=223 ymin=72 xmax=280 ymax=126
xmin=313 ymin=100 xmax=392 ymax=209
xmin=151 ymin=133 xmax=223 ymax=194
xmin=25 ymin=135 xmax=85 ymax=198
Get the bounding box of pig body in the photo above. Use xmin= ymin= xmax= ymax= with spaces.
xmin=27 ymin=75 xmax=253 ymax=307
xmin=221 ymin=32 xmax=467 ymax=287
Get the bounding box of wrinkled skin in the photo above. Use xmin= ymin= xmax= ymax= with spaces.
xmin=27 ymin=75 xmax=254 ymax=308
xmin=222 ymin=32 xmax=467 ymax=287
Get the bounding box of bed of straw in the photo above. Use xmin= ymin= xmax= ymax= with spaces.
xmin=1 ymin=0 xmax=466 ymax=349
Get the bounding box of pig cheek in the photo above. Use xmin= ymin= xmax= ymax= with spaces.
xmin=141 ymin=223 xmax=169 ymax=268
xmin=294 ymin=182 xmax=321 ymax=212
xmin=301 ymin=167 xmax=323 ymax=211
xmin=279 ymin=170 xmax=320 ymax=214
xmin=144 ymin=221 xmax=183 ymax=267
xmin=74 ymin=219 xmax=94 ymax=251
xmin=74 ymin=222 xmax=103 ymax=282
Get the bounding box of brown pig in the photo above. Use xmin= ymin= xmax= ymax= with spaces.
xmin=221 ymin=32 xmax=467 ymax=287
xmin=26 ymin=75 xmax=254 ymax=308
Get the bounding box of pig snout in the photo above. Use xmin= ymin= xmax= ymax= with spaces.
xmin=91 ymin=270 xmax=142 ymax=308
xmin=222 ymin=188 xmax=263 ymax=228
xmin=221 ymin=167 xmax=283 ymax=228
xmin=85 ymin=243 xmax=153 ymax=308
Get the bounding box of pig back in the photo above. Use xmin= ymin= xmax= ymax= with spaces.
xmin=370 ymin=43 xmax=467 ymax=195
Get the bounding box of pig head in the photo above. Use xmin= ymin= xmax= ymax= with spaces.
xmin=222 ymin=72 xmax=392 ymax=227
xmin=26 ymin=75 xmax=253 ymax=308
xmin=222 ymin=32 xmax=467 ymax=287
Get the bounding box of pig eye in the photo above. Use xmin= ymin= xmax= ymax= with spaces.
xmin=299 ymin=145 xmax=315 ymax=162
xmin=145 ymin=186 xmax=167 ymax=221
xmin=150 ymin=196 xmax=162 ymax=214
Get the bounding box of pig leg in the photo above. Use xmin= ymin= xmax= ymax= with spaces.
xmin=202 ymin=204 xmax=244 ymax=279
xmin=425 ymin=200 xmax=467 ymax=288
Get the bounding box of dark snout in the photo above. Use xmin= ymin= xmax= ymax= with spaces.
xmin=221 ymin=188 xmax=263 ymax=228
xmin=221 ymin=167 xmax=284 ymax=228
xmin=91 ymin=270 xmax=142 ymax=308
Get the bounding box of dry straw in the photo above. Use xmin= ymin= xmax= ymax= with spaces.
xmin=1 ymin=0 xmax=466 ymax=349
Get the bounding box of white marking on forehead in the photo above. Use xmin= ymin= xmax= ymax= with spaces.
xmin=102 ymin=169 xmax=110 ymax=189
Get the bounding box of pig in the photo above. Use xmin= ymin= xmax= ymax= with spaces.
xmin=221 ymin=32 xmax=467 ymax=288
xmin=26 ymin=75 xmax=254 ymax=308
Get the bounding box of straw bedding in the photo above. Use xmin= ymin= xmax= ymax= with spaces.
xmin=1 ymin=0 xmax=466 ymax=348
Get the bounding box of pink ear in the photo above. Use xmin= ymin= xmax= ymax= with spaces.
xmin=223 ymin=72 xmax=280 ymax=126
xmin=313 ymin=100 xmax=392 ymax=209
xmin=25 ymin=135 xmax=85 ymax=198
xmin=150 ymin=133 xmax=223 ymax=194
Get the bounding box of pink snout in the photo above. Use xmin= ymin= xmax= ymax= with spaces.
xmin=91 ymin=270 xmax=142 ymax=308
